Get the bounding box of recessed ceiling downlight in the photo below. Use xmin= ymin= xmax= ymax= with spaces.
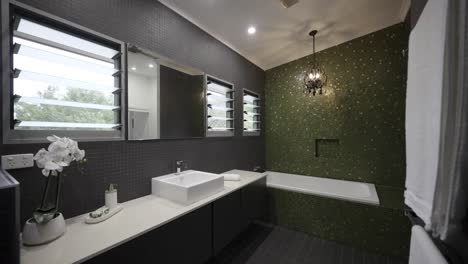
xmin=131 ymin=66 xmax=137 ymax=71
xmin=247 ymin=26 xmax=256 ymax=35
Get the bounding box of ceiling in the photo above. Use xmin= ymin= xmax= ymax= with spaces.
xmin=159 ymin=0 xmax=410 ymax=70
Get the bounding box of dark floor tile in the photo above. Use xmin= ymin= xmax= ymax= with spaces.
xmin=249 ymin=227 xmax=292 ymax=264
xmin=352 ymin=247 xmax=366 ymax=264
xmin=213 ymin=223 xmax=406 ymax=264
xmin=386 ymin=256 xmax=407 ymax=264
xmin=213 ymin=224 xmax=273 ymax=264
xmin=294 ymin=236 xmax=318 ymax=264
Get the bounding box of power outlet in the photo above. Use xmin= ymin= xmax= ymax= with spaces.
xmin=1 ymin=154 xmax=34 ymax=170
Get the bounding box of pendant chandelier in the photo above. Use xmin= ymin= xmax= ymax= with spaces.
xmin=304 ymin=30 xmax=327 ymax=96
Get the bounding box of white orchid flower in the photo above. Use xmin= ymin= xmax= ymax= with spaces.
xmin=74 ymin=149 xmax=86 ymax=161
xmin=34 ymin=136 xmax=86 ymax=177
xmin=33 ymin=148 xmax=49 ymax=169
xmin=42 ymin=169 xmax=50 ymax=177
xmin=44 ymin=160 xmax=61 ymax=171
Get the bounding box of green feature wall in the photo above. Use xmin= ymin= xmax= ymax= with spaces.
xmin=265 ymin=23 xmax=411 ymax=258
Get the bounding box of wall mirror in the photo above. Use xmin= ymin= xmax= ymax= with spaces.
xmin=127 ymin=45 xmax=206 ymax=140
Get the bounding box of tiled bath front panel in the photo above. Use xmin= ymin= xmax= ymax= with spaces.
xmin=267 ymin=188 xmax=411 ymax=258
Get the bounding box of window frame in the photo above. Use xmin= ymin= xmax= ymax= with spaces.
xmin=205 ymin=74 xmax=235 ymax=137
xmin=242 ymin=88 xmax=261 ymax=136
xmin=2 ymin=1 xmax=126 ymax=144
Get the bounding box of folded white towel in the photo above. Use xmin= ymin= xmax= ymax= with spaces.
xmin=409 ymin=226 xmax=447 ymax=264
xmin=405 ymin=0 xmax=448 ymax=227
xmin=222 ymin=174 xmax=241 ymax=181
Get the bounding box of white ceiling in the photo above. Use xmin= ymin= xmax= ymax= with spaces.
xmin=159 ymin=0 xmax=410 ymax=70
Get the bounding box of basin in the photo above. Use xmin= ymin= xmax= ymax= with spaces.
xmin=152 ymin=170 xmax=224 ymax=204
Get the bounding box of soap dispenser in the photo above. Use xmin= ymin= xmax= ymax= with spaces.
xmin=85 ymin=184 xmax=123 ymax=224
xmin=105 ymin=184 xmax=118 ymax=210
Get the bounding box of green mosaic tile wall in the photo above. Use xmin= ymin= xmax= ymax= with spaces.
xmin=264 ymin=23 xmax=411 ymax=257
xmin=267 ymin=188 xmax=411 ymax=258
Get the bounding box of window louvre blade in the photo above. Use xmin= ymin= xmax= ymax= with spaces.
xmin=207 ymin=105 xmax=233 ymax=111
xmin=243 ymin=103 xmax=260 ymax=108
xmin=16 ymin=17 xmax=118 ymax=59
xmin=18 ymin=96 xmax=118 ymax=110
xmin=17 ymin=121 xmax=119 ymax=129
xmin=12 ymin=68 xmax=21 ymax=78
xmin=12 ymin=94 xmax=22 ymax=103
xmin=14 ymin=38 xmax=116 ymax=75
xmin=208 ymin=116 xmax=233 ymax=121
xmin=14 ymin=31 xmax=115 ymax=63
xmin=16 ymin=70 xmax=118 ymax=93
xmin=13 ymin=43 xmax=21 ymax=54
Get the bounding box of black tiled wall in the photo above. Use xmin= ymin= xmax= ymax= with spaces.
xmin=0 ymin=0 xmax=265 ymax=223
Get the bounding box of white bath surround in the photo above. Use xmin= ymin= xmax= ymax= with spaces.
xmin=266 ymin=171 xmax=380 ymax=206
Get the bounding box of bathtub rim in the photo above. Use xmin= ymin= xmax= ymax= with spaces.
xmin=266 ymin=171 xmax=380 ymax=206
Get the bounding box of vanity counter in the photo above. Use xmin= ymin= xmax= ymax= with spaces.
xmin=20 ymin=170 xmax=266 ymax=264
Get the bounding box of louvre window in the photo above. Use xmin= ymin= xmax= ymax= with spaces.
xmin=11 ymin=15 xmax=122 ymax=132
xmin=243 ymin=90 xmax=260 ymax=136
xmin=206 ymin=77 xmax=234 ymax=136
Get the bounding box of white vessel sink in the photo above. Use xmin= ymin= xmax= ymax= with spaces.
xmin=152 ymin=170 xmax=224 ymax=204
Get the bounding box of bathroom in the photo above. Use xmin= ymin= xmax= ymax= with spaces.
xmin=0 ymin=0 xmax=466 ymax=263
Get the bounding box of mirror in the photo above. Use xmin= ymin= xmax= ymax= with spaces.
xmin=127 ymin=46 xmax=206 ymax=140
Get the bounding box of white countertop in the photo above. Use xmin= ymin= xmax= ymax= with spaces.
xmin=20 ymin=170 xmax=266 ymax=264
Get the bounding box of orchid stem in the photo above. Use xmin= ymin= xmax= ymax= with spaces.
xmin=54 ymin=172 xmax=62 ymax=213
xmin=39 ymin=175 xmax=52 ymax=210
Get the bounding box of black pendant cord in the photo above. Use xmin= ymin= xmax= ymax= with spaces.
xmin=313 ymin=34 xmax=316 ymax=66
xmin=313 ymin=35 xmax=315 ymax=53
xmin=309 ymin=30 xmax=318 ymax=67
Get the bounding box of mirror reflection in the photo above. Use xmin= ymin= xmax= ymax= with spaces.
xmin=127 ymin=46 xmax=205 ymax=140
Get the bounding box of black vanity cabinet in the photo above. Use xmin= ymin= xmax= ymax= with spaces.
xmin=86 ymin=176 xmax=266 ymax=264
xmin=213 ymin=190 xmax=243 ymax=255
xmin=241 ymin=177 xmax=267 ymax=226
xmin=213 ymin=177 xmax=267 ymax=255
xmin=85 ymin=204 xmax=213 ymax=264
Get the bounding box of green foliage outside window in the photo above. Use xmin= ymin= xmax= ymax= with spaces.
xmin=15 ymin=86 xmax=115 ymax=130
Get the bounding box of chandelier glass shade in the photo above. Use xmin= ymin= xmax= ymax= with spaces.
xmin=304 ymin=30 xmax=327 ymax=96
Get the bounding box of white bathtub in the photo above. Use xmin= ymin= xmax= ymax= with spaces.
xmin=267 ymin=171 xmax=380 ymax=206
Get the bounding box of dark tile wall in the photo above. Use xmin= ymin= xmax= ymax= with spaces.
xmin=0 ymin=0 xmax=265 ymax=224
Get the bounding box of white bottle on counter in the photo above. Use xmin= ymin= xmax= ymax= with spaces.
xmin=105 ymin=184 xmax=118 ymax=210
